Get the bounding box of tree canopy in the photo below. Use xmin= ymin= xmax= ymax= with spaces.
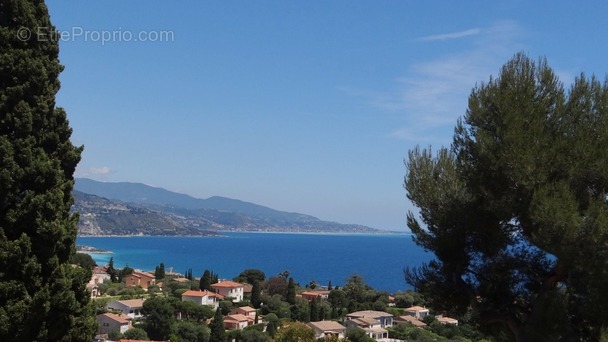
xmin=0 ymin=0 xmax=96 ymax=340
xmin=405 ymin=52 xmax=608 ymax=341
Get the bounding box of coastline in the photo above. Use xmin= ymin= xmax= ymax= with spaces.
xmin=76 ymin=230 xmax=409 ymax=238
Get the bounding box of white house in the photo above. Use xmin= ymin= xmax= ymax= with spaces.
xmin=96 ymin=312 xmax=131 ymax=335
xmin=308 ymin=321 xmax=347 ymax=339
xmin=105 ymin=299 xmax=145 ymax=319
xmin=211 ymin=280 xmax=245 ymax=302
xmin=344 ymin=316 xmax=388 ymax=340
xmin=181 ymin=290 xmax=224 ymax=309
xmin=404 ymin=306 xmax=430 ymax=320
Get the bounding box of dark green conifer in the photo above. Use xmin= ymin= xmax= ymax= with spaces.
xmin=286 ymin=277 xmax=296 ymax=305
xmin=200 ymin=269 xmax=212 ymax=291
xmin=210 ymin=307 xmax=226 ymax=342
xmin=250 ymin=279 xmax=261 ymax=308
xmin=0 ymin=1 xmax=96 ymax=340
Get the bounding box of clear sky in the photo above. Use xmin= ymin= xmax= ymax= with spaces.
xmin=45 ymin=1 xmax=608 ymax=231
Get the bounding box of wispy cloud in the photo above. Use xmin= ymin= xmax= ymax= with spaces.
xmin=416 ymin=28 xmax=481 ymax=42
xmin=76 ymin=166 xmax=113 ymax=177
xmin=344 ymin=21 xmax=525 ymax=146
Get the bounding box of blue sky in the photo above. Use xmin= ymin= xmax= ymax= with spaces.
xmin=46 ymin=1 xmax=608 ymax=231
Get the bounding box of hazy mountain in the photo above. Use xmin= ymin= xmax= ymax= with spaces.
xmin=74 ymin=178 xmax=388 ymax=234
xmin=73 ymin=191 xmax=219 ymax=236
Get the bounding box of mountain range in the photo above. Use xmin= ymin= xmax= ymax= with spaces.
xmin=73 ymin=178 xmax=388 ymax=236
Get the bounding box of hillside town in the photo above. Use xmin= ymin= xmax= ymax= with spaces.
xmin=85 ymin=260 xmax=477 ymax=342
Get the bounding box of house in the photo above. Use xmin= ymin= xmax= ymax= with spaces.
xmin=394 ymin=315 xmax=427 ymax=328
xmin=403 ymin=306 xmax=430 ymax=320
xmin=181 ymin=290 xmax=224 ymax=310
xmin=211 ymin=280 xmax=245 ymax=302
xmin=344 ymin=316 xmax=388 ymax=340
xmin=346 ymin=310 xmax=394 ymax=328
xmin=97 ymin=312 xmax=131 ymax=335
xmin=388 ymin=295 xmax=396 ymax=307
xmin=223 ymin=314 xmax=253 ymax=330
xmin=300 ymin=290 xmax=331 ymax=301
xmin=307 ymin=321 xmax=347 ymax=339
xmin=89 ymin=266 xmax=111 ymax=286
xmin=87 ymin=266 xmax=111 ymax=297
xmin=242 ymin=283 xmax=253 ymax=295
xmin=106 ymin=299 xmax=145 ymax=319
xmin=436 ymin=315 xmax=459 ymax=325
xmin=231 ymin=306 xmax=257 ymax=319
xmin=123 ymin=270 xmax=156 ymax=289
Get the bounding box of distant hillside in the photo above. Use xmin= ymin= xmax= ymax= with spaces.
xmin=74 ymin=178 xmax=388 ymax=234
xmin=72 ymin=191 xmax=219 ymax=236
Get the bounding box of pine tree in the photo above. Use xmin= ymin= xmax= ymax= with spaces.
xmin=405 ymin=52 xmax=608 ymax=341
xmin=210 ymin=307 xmax=226 ymax=342
xmin=0 ymin=1 xmax=96 ymax=340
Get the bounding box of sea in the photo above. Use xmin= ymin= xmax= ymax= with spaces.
xmin=77 ymin=232 xmax=433 ymax=294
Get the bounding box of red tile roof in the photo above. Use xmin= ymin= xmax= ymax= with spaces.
xmin=211 ymin=281 xmax=244 ymax=288
xmin=99 ymin=313 xmax=131 ymax=324
xmin=224 ymin=314 xmax=251 ymax=323
xmin=182 ymin=290 xmax=224 ymax=299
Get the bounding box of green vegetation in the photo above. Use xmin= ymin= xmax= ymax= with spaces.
xmin=210 ymin=307 xmax=226 ymax=342
xmin=71 ymin=252 xmax=97 ymax=269
xmin=405 ymin=52 xmax=608 ymax=340
xmin=0 ymin=1 xmax=97 ymax=340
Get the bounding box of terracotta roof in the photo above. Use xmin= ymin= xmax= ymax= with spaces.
xmin=395 ymin=315 xmax=427 ymax=327
xmin=211 ymin=281 xmax=244 ymax=288
xmin=351 ymin=317 xmax=380 ymax=327
xmin=224 ymin=314 xmax=251 ymax=323
xmin=99 ymin=313 xmax=130 ymax=324
xmin=182 ymin=290 xmax=224 ymax=299
xmin=436 ymin=316 xmax=458 ymax=324
xmin=308 ymin=321 xmax=346 ymax=332
xmin=134 ymin=270 xmax=155 ymax=278
xmin=116 ymin=299 xmax=145 ymax=308
xmin=346 ymin=310 xmax=393 ymax=319
xmin=233 ymin=306 xmax=256 ymax=312
xmin=363 ymin=327 xmax=388 ymax=334
xmin=404 ymin=306 xmax=429 ymax=312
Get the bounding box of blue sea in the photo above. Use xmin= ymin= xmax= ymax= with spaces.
xmin=77 ymin=232 xmax=432 ymax=294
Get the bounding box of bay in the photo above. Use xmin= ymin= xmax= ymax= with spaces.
xmin=77 ymin=232 xmax=433 ymax=294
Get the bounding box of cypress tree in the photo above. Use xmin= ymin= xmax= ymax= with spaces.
xmin=0 ymin=1 xmax=96 ymax=341
xmin=250 ymin=279 xmax=261 ymax=308
xmin=286 ymin=277 xmax=296 ymax=305
xmin=210 ymin=307 xmax=226 ymax=342
xmin=200 ymin=269 xmax=212 ymax=291
xmin=154 ymin=262 xmax=165 ymax=280
xmin=310 ymin=297 xmax=319 ymax=322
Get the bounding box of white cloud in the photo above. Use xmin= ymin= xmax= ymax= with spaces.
xmin=416 ymin=28 xmax=481 ymax=42
xmin=76 ymin=166 xmax=113 ymax=177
